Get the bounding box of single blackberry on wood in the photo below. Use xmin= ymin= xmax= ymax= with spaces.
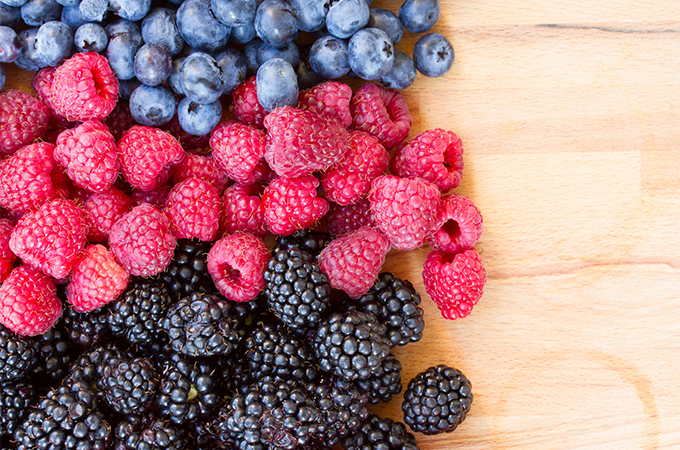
xmin=355 ymin=353 xmax=402 ymax=404
xmin=340 ymin=414 xmax=419 ymax=450
xmin=100 ymin=357 xmax=159 ymax=416
xmin=158 ymin=239 xmax=218 ymax=300
xmin=61 ymin=304 xmax=112 ymax=350
xmin=1 ymin=380 xmax=36 ymax=442
xmin=112 ymin=414 xmax=187 ymax=450
xmin=0 ymin=323 xmax=38 ymax=383
xmin=274 ymin=229 xmax=332 ymax=258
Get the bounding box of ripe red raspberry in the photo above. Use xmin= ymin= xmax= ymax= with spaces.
xmin=428 ymin=194 xmax=483 ymax=255
xmin=325 ymin=199 xmax=375 ymax=238
xmin=391 ymin=129 xmax=464 ymax=193
xmin=54 ymin=120 xmax=119 ymax=193
xmin=130 ymin=183 xmax=172 ymax=209
xmin=172 ymin=152 xmax=230 ymax=193
xmin=350 ymin=83 xmax=412 ymax=149
xmin=232 ymin=76 xmax=267 ymax=128
xmin=67 ymin=244 xmax=130 ymax=313
xmin=210 ymin=120 xmax=266 ymax=185
xmin=164 ymin=177 xmax=221 ymax=241
xmin=262 ymin=176 xmax=329 ymax=236
xmin=318 ymin=226 xmax=390 ymax=299
xmin=104 ymin=101 xmax=137 ymax=142
xmin=0 ymin=219 xmax=16 ymax=282
xmin=0 ymin=89 xmax=50 ymax=155
xmin=118 ymin=125 xmax=186 ymax=191
xmin=422 ymin=248 xmax=486 ymax=320
xmin=50 ymin=52 xmax=119 ymax=121
xmin=9 ymin=198 xmax=87 ymax=280
xmin=32 ymin=67 xmax=71 ymax=126
xmin=83 ymin=187 xmax=132 ymax=242
xmin=0 ymin=142 xmax=56 ymax=213
xmin=220 ymin=183 xmax=267 ymax=237
xmin=321 ymin=130 xmax=388 ymax=205
xmin=0 ymin=265 xmax=61 ymax=336
xmin=264 ymin=106 xmax=348 ymax=178
xmin=207 ymin=231 xmax=269 ymax=302
xmin=298 ymin=80 xmax=352 ymax=127
xmin=368 ymin=175 xmax=440 ymax=251
xmin=109 ymin=204 xmax=176 ymax=277
xmin=162 ymin=112 xmax=211 ymax=151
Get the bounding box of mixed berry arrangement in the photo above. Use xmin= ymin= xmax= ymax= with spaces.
xmin=0 ymin=0 xmax=484 ymax=449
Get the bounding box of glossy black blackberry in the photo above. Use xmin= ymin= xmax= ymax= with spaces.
xmin=355 ymin=353 xmax=402 ymax=404
xmin=228 ymin=293 xmax=268 ymax=332
xmin=100 ymin=357 xmax=159 ymax=416
xmin=0 ymin=323 xmax=38 ymax=383
xmin=192 ymin=408 xmax=235 ymax=450
xmin=113 ymin=414 xmax=187 ymax=450
xmin=159 ymin=239 xmax=217 ymax=300
xmin=69 ymin=343 xmax=129 ymax=385
xmin=61 ymin=304 xmax=112 ymax=350
xmin=29 ymin=325 xmax=75 ymax=387
xmin=274 ymin=229 xmax=332 ymax=258
xmin=401 ymin=365 xmax=473 ymax=435
xmin=312 ymin=310 xmax=390 ymax=381
xmin=340 ymin=414 xmax=419 ymax=450
xmin=264 ymin=248 xmax=332 ymax=332
xmin=0 ymin=380 xmax=36 ymax=441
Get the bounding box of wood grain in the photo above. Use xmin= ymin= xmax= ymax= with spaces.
xmin=4 ymin=1 xmax=680 ymax=448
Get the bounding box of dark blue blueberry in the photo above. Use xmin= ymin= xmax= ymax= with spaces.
xmin=309 ymin=35 xmax=349 ymax=80
xmin=0 ymin=26 xmax=20 ymax=63
xmin=60 ymin=5 xmax=89 ymax=31
xmin=215 ymin=47 xmax=246 ymax=94
xmin=134 ymin=43 xmax=173 ymax=86
xmin=398 ymin=0 xmax=440 ymax=33
xmin=79 ymin=0 xmax=108 ymax=22
xmin=256 ymin=41 xmax=299 ymax=69
xmin=242 ymin=37 xmax=262 ymax=76
xmin=0 ymin=4 xmax=21 ymax=27
xmin=229 ymin=21 xmax=256 ymax=44
xmin=347 ymin=27 xmax=394 ymax=80
xmin=0 ymin=64 xmax=5 ymax=90
xmin=74 ymin=23 xmax=108 ymax=53
xmin=287 ymin=0 xmax=326 ymax=33
xmin=141 ymin=7 xmax=184 ymax=56
xmin=326 ymin=0 xmax=369 ymax=39
xmin=109 ymin=0 xmax=151 ymax=21
xmin=1 ymin=0 xmax=27 ymax=6
xmin=256 ymin=57 xmax=298 ymax=112
xmin=105 ymin=19 xmax=143 ymax=80
xmin=35 ymin=20 xmax=73 ymax=67
xmin=296 ymin=43 xmax=322 ymax=89
xmin=210 ymin=0 xmax=256 ymax=27
xmin=21 ymin=0 xmax=62 ymax=26
xmin=15 ymin=27 xmax=46 ymax=71
xmin=55 ymin=0 xmax=79 ymax=6
xmin=178 ymin=51 xmax=223 ymax=103
xmin=379 ymin=49 xmax=416 ymax=89
xmin=254 ymin=0 xmax=297 ymax=49
xmin=412 ymin=32 xmax=453 ymax=77
xmin=118 ymin=77 xmax=141 ymax=100
xmin=168 ymin=56 xmax=185 ymax=95
xmin=177 ymin=96 xmax=222 ymax=136
xmin=177 ymin=0 xmax=231 ymax=53
xmin=368 ymin=8 xmax=403 ymax=45
xmin=129 ymin=84 xmax=177 ymax=127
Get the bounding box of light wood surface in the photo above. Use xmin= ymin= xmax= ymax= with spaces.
xmin=4 ymin=1 xmax=680 ymax=449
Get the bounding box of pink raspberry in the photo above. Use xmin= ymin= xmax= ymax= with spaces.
xmin=321 ymin=130 xmax=388 ymax=205
xmin=32 ymin=67 xmax=72 ymax=126
xmin=428 ymin=194 xmax=483 ymax=255
xmin=220 ymin=183 xmax=267 ymax=237
xmin=325 ymin=199 xmax=375 ymax=238
xmin=109 ymin=204 xmax=176 ymax=277
xmin=207 ymin=231 xmax=269 ymax=302
xmin=9 ymin=198 xmax=87 ymax=280
xmin=0 ymin=142 xmax=56 ymax=213
xmin=368 ymin=175 xmax=440 ymax=251
xmin=262 ymin=176 xmax=329 ymax=236
xmin=0 ymin=219 xmax=16 ymax=282
xmin=164 ymin=177 xmax=221 ymax=241
xmin=54 ymin=120 xmax=119 ymax=192
xmin=318 ymin=226 xmax=390 ymax=299
xmin=172 ymin=152 xmax=230 ymax=193
xmin=83 ymin=187 xmax=132 ymax=242
xmin=117 ymin=125 xmax=185 ymax=191
xmin=162 ymin=112 xmax=211 ymax=151
xmin=422 ymin=248 xmax=486 ymax=320
xmin=130 ymin=183 xmax=172 ymax=209
xmin=50 ymin=52 xmax=119 ymax=121
xmin=0 ymin=265 xmax=61 ymax=336
xmin=297 ymin=80 xmax=352 ymax=127
xmin=264 ymin=106 xmax=348 ymax=178
xmin=391 ymin=129 xmax=464 ymax=192
xmin=231 ymin=76 xmax=267 ymax=128
xmin=104 ymin=101 xmax=137 ymax=142
xmin=0 ymin=89 xmax=50 ymax=155
xmin=210 ymin=120 xmax=266 ymax=185
xmin=350 ymin=83 xmax=412 ymax=149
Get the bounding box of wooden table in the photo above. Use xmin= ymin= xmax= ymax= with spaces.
xmin=4 ymin=1 xmax=680 ymax=448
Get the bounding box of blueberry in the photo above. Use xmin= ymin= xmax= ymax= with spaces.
xmin=105 ymin=19 xmax=143 ymax=80
xmin=168 ymin=56 xmax=185 ymax=95
xmin=242 ymin=37 xmax=263 ymax=76
xmin=214 ymin=48 xmax=246 ymax=94
xmin=35 ymin=20 xmax=73 ymax=67
xmin=368 ymin=8 xmax=403 ymax=45
xmin=0 ymin=64 xmax=5 ymax=90
xmin=129 ymin=84 xmax=176 ymax=127
xmin=109 ymin=0 xmax=151 ymax=21
xmin=399 ymin=0 xmax=440 ymax=33
xmin=412 ymin=32 xmax=453 ymax=77
xmin=210 ymin=0 xmax=256 ymax=27
xmin=60 ymin=5 xmax=88 ymax=31
xmin=256 ymin=41 xmax=299 ymax=69
xmin=287 ymin=0 xmax=326 ymax=33
xmin=254 ymin=0 xmax=297 ymax=49
xmin=308 ymin=35 xmax=349 ymax=80
xmin=118 ymin=77 xmax=141 ymax=100
xmin=79 ymin=0 xmax=108 ymax=22
xmin=177 ymin=0 xmax=231 ymax=53
xmin=55 ymin=0 xmax=78 ymax=5
xmin=0 ymin=4 xmax=21 ymax=27
xmin=229 ymin=22 xmax=257 ymax=44
xmin=178 ymin=51 xmax=223 ymax=104
xmin=326 ymin=0 xmax=370 ymax=39
xmin=1 ymin=0 xmax=27 ymax=6
xmin=134 ymin=43 xmax=172 ymax=86
xmin=347 ymin=27 xmax=394 ymax=80
xmin=141 ymin=7 xmax=184 ymax=56
xmin=0 ymin=26 xmax=20 ymax=63
xmin=256 ymin=57 xmax=298 ymax=112
xmin=21 ymin=0 xmax=62 ymax=26
xmin=15 ymin=27 xmax=45 ymax=71
xmin=177 ymin=96 xmax=222 ymax=136
xmin=74 ymin=23 xmax=108 ymax=53
xmin=296 ymin=43 xmax=322 ymax=89
xmin=379 ymin=49 xmax=416 ymax=89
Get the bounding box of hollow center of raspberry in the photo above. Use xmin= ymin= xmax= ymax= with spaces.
xmin=225 ymin=266 xmax=241 ymax=282
xmin=442 ymin=219 xmax=461 ymax=241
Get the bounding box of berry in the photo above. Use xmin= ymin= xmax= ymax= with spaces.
xmin=129 ymin=83 xmax=177 ymax=127
xmin=210 ymin=120 xmax=267 ymax=185
xmin=176 ymin=0 xmax=230 ymax=53
xmin=141 ymin=6 xmax=184 ymax=56
xmin=73 ymin=22 xmax=108 ymax=53
xmin=105 ymin=19 xmax=143 ymax=81
xmin=350 ymin=83 xmax=412 ymax=149
xmin=31 ymin=66 xmax=71 ymax=125
xmin=0 ymin=25 xmax=20 ymax=63
xmin=340 ymin=414 xmax=419 ymax=450
xmin=355 ymin=352 xmax=402 ymax=404
xmin=368 ymin=8 xmax=403 ymax=45
xmin=34 ymin=20 xmax=74 ymax=67
xmin=326 ymin=0 xmax=370 ymax=39
xmin=297 ymin=80 xmax=352 ymax=127
xmin=220 ymin=182 xmax=268 ymax=237
xmin=0 ymin=219 xmax=14 ymax=282
xmin=158 ymin=239 xmax=217 ymax=300
xmin=256 ymin=41 xmax=300 ymax=69
xmin=164 ymin=177 xmax=221 ymax=241
xmin=230 ymin=21 xmax=257 ymax=45
xmin=83 ymin=187 xmax=132 ymax=242
xmin=172 ymin=152 xmax=230 ymax=192
xmin=108 ymin=0 xmax=150 ymax=21
xmin=100 ymin=356 xmax=158 ymax=415
xmin=0 ymin=89 xmax=50 ymax=155
xmin=288 ymin=0 xmax=326 ymax=32
xmin=274 ymin=228 xmax=331 ymax=257
xmin=0 ymin=141 xmax=55 ymax=213
xmin=0 ymin=323 xmax=39 ymax=382
xmin=20 ymin=0 xmax=62 ymax=27
xmin=256 ymin=57 xmax=299 ymax=112
xmin=262 ymin=176 xmax=329 ymax=236
xmin=380 ymin=49 xmax=417 ymax=90
xmin=15 ymin=28 xmax=44 ymax=72
xmin=79 ymin=0 xmax=109 ymax=21
xmin=0 ymin=381 xmax=36 ymax=440
xmin=211 ymin=0 xmax=257 ymax=27
xmin=178 ymin=51 xmax=223 ymax=104
xmin=325 ymin=199 xmax=376 ymax=238
xmin=177 ymin=96 xmax=223 ymax=136
xmin=130 ymin=183 xmax=172 ymax=209
xmin=399 ymin=0 xmax=440 ymax=33
xmin=254 ymin=0 xmax=298 ymax=49
xmin=422 ymin=248 xmax=486 ymax=320
xmin=297 ymin=43 xmax=324 ymax=90
xmin=428 ymin=194 xmax=483 ymax=254
xmin=162 ymin=112 xmax=212 ymax=151
xmin=112 ymin=414 xmax=187 ymax=450
xmin=242 ymin=38 xmax=263 ymax=76
xmin=413 ymin=32 xmax=455 ymax=78
xmin=231 ymin=76 xmax=267 ymax=128
xmin=348 ymin=28 xmax=394 ymax=81
xmin=215 ymin=47 xmax=247 ymax=94
xmin=61 ymin=304 xmax=111 ymax=350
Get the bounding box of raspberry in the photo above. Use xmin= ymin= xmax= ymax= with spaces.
xmin=0 ymin=89 xmax=50 ymax=155
xmin=262 ymin=176 xmax=329 ymax=236
xmin=54 ymin=120 xmax=119 ymax=192
xmin=0 ymin=219 xmax=15 ymax=282
xmin=350 ymin=83 xmax=412 ymax=149
xmin=297 ymin=80 xmax=352 ymax=127
xmin=422 ymin=248 xmax=486 ymax=320
xmin=321 ymin=130 xmax=388 ymax=205
xmin=171 ymin=152 xmax=230 ymax=193
xmin=264 ymin=106 xmax=348 ymax=178
xmin=231 ymin=76 xmax=267 ymax=128
xmin=0 ymin=265 xmax=61 ymax=336
xmin=32 ymin=67 xmax=71 ymax=126
xmin=164 ymin=177 xmax=221 ymax=241
xmin=220 ymin=182 xmax=267 ymax=237
xmin=0 ymin=142 xmax=56 ymax=213
xmin=9 ymin=198 xmax=87 ymax=280
xmin=83 ymin=187 xmax=132 ymax=242
xmin=428 ymin=194 xmax=483 ymax=255
xmin=130 ymin=183 xmax=172 ymax=208
xmin=50 ymin=52 xmax=119 ymax=121
xmin=207 ymin=232 xmax=269 ymax=302
xmin=318 ymin=226 xmax=390 ymax=299
xmin=108 ymin=204 xmax=176 ymax=277
xmin=391 ymin=128 xmax=464 ymax=192
xmin=117 ymin=125 xmax=186 ymax=191
xmin=325 ymin=199 xmax=376 ymax=238
xmin=67 ymin=244 xmax=130 ymax=313
xmin=368 ymin=175 xmax=440 ymax=251
xmin=104 ymin=100 xmax=137 ymax=142
xmin=210 ymin=120 xmax=266 ymax=185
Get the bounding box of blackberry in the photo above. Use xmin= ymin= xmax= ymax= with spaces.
xmin=158 ymin=239 xmax=217 ymax=300
xmin=29 ymin=325 xmax=75 ymax=387
xmin=100 ymin=357 xmax=159 ymax=416
xmin=340 ymin=414 xmax=419 ymax=450
xmin=312 ymin=310 xmax=390 ymax=381
xmin=0 ymin=323 xmax=38 ymax=383
xmin=191 ymin=408 xmax=235 ymax=450
xmin=274 ymin=229 xmax=331 ymax=258
xmin=1 ymin=380 xmax=36 ymax=442
xmin=355 ymin=353 xmax=402 ymax=404
xmin=61 ymin=304 xmax=112 ymax=350
xmin=113 ymin=414 xmax=187 ymax=450
xmin=401 ymin=365 xmax=473 ymax=435
xmin=69 ymin=343 xmax=129 ymax=385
